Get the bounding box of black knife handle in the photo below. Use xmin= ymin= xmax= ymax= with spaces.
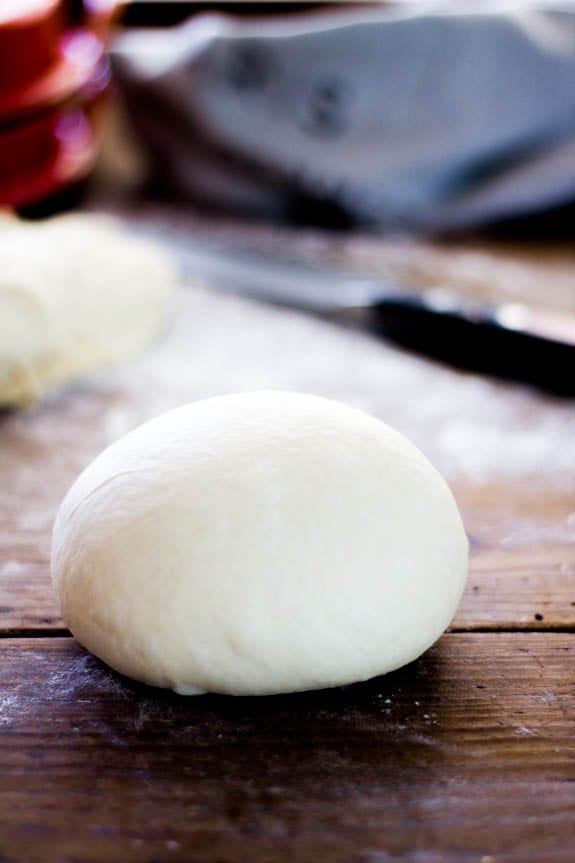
xmin=367 ymin=295 xmax=575 ymax=396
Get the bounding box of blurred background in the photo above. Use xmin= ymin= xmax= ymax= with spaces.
xmin=1 ymin=0 xmax=574 ymax=404
xmin=3 ymin=0 xmax=575 ymax=233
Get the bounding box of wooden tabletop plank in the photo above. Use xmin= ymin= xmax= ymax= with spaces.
xmin=1 ymin=633 xmax=573 ymax=863
xmin=1 ymin=212 xmax=574 ymax=862
xmin=454 ymin=482 xmax=575 ymax=631
xmin=2 ymin=216 xmax=573 ymax=638
xmin=2 ymin=475 xmax=573 ymax=634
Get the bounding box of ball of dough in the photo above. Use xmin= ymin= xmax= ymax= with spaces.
xmin=51 ymin=392 xmax=468 ymax=696
xmin=0 ymin=213 xmax=174 ymax=407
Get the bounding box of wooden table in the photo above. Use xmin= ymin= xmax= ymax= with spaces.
xmin=1 ymin=207 xmax=574 ymax=862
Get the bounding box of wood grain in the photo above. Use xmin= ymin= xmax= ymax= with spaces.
xmin=1 ymin=210 xmax=574 ymax=861
xmin=0 ymin=634 xmax=574 ymax=863
xmin=1 ymin=219 xmax=573 ymax=637
xmin=1 ymin=475 xmax=573 ymax=634
xmin=454 ymin=482 xmax=575 ymax=630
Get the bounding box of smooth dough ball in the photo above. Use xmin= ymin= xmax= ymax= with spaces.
xmin=51 ymin=392 xmax=468 ymax=696
xmin=0 ymin=213 xmax=174 ymax=407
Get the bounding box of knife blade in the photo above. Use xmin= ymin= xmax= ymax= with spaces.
xmin=136 ymin=226 xmax=575 ymax=396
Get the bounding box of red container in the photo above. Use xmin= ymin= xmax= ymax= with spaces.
xmin=0 ymin=0 xmax=121 ymax=208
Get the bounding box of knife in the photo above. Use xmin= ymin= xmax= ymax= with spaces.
xmin=138 ymin=227 xmax=575 ymax=396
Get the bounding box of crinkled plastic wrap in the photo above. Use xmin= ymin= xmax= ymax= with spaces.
xmin=112 ymin=4 xmax=575 ymax=231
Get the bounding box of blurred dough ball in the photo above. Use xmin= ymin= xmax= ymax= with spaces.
xmin=52 ymin=391 xmax=468 ymax=696
xmin=0 ymin=213 xmax=174 ymax=407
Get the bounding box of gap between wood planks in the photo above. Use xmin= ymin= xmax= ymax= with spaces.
xmin=1 ymin=624 xmax=575 ymax=639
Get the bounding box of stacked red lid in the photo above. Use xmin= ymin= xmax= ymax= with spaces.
xmin=0 ymin=0 xmax=120 ymax=208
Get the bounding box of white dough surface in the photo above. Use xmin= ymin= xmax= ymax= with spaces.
xmin=51 ymin=391 xmax=468 ymax=696
xmin=0 ymin=213 xmax=174 ymax=406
